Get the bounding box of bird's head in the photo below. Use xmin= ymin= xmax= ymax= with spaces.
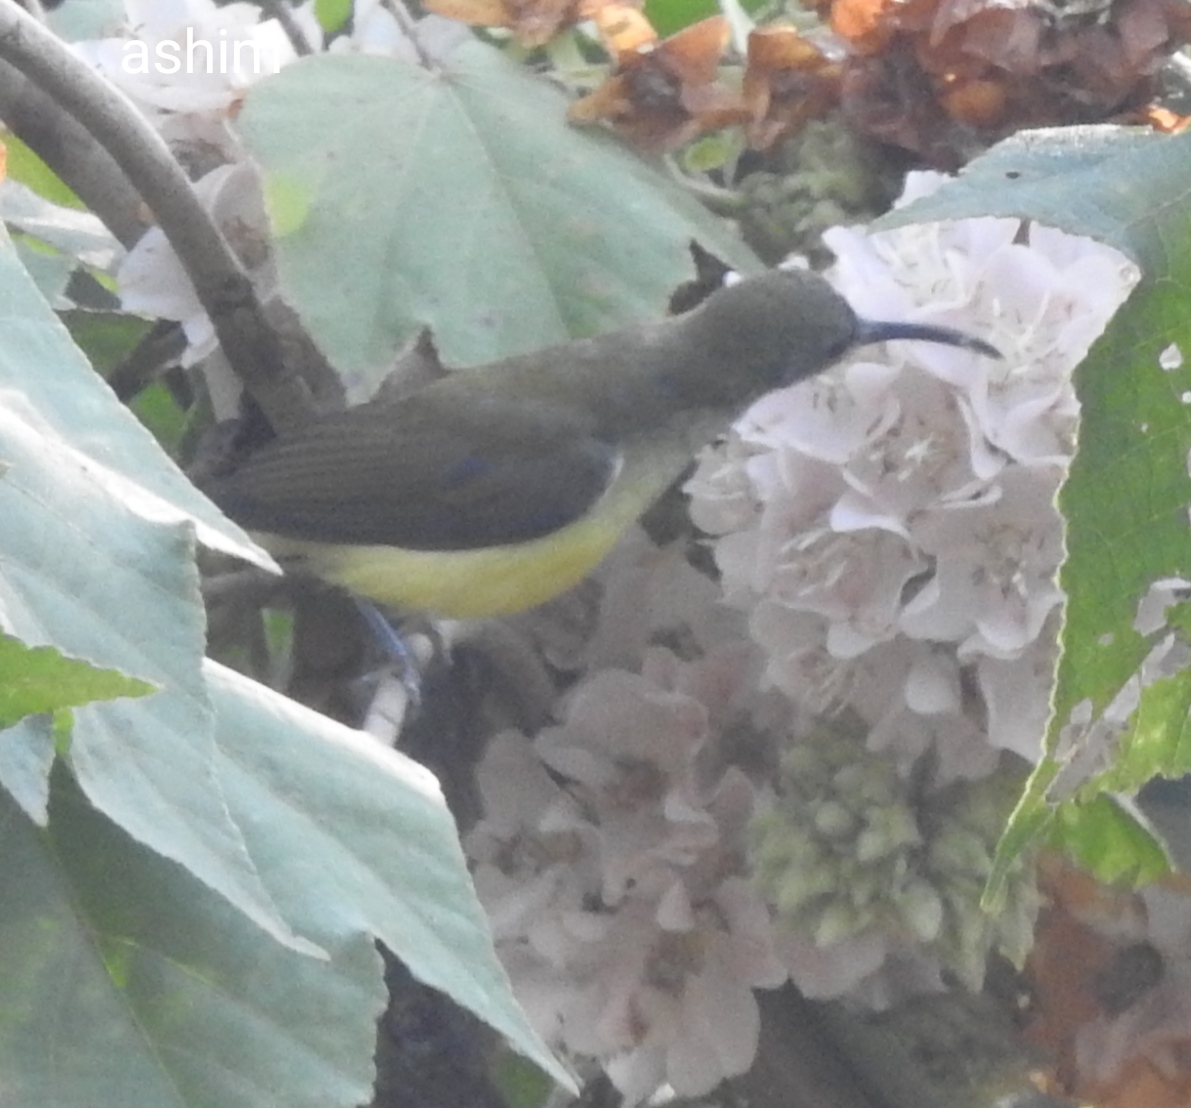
xmin=679 ymin=267 xmax=999 ymax=408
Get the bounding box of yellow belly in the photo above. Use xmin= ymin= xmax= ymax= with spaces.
xmin=261 ymin=449 xmax=681 ymax=618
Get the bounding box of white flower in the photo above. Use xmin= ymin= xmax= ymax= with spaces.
xmin=593 ymin=877 xmax=785 ymax=1103
xmin=901 ymin=464 xmax=1067 ymax=658
xmin=467 ymin=648 xmax=788 ymax=1103
xmin=74 ymin=0 xmax=297 ymax=118
xmin=687 ymin=171 xmax=1139 ymax=780
xmin=977 ymin=630 xmax=1060 ymax=760
xmin=118 ymin=161 xmax=273 ymax=368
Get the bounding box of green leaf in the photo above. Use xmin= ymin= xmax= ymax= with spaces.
xmin=644 ymin=0 xmax=767 ymax=36
xmin=875 ymin=125 xmax=1170 ymax=261
xmin=207 ymin=659 xmax=572 ymax=1089
xmin=0 ymin=769 xmax=381 ymax=1108
xmin=1048 ymin=794 xmax=1172 ymax=886
xmin=2 ymin=135 xmax=85 ymax=209
xmin=0 ymin=180 xmax=121 ymax=271
xmin=0 ymin=224 xmax=314 ymax=954
xmin=61 ymin=310 xmax=154 ymax=377
xmin=46 ymin=0 xmax=125 ymax=42
xmin=0 ymin=214 xmax=568 ymax=1099
xmin=1097 ymin=653 xmax=1191 ymax=793
xmin=492 ymin=1049 xmax=555 ymax=1108
xmin=886 ymin=127 xmax=1191 ymax=899
xmin=236 ymin=42 xmax=761 ymax=400
xmin=0 ymin=716 xmax=56 ymax=825
xmin=12 ymin=235 xmax=75 ymax=305
xmin=0 ymin=631 xmax=155 ymax=730
xmin=314 ymin=0 xmax=353 ymax=34
xmin=129 ymin=380 xmax=191 ymax=455
xmin=0 ymin=661 xmax=572 ymax=1108
xmin=645 ymin=0 xmax=720 ymax=35
xmin=0 ymin=220 xmax=266 ymax=567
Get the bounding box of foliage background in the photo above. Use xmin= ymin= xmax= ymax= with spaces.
xmin=3 ymin=0 xmax=1191 ymax=1107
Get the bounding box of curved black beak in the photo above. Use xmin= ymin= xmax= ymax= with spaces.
xmin=855 ymin=318 xmax=1002 ymax=360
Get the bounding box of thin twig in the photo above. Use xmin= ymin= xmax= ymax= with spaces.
xmin=260 ymin=0 xmax=314 ymax=57
xmin=0 ymin=2 xmax=316 ymax=431
xmin=107 ymin=320 xmax=188 ymax=402
xmin=378 ymin=0 xmax=441 ymax=71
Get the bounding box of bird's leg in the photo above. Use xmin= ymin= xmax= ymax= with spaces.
xmin=353 ymin=597 xmax=425 ymax=729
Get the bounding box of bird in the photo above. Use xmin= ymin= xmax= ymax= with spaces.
xmin=207 ymin=266 xmax=999 ymax=619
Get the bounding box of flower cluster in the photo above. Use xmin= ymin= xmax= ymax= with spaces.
xmin=688 ymin=172 xmax=1140 ymax=782
xmin=469 ymin=178 xmax=1141 ymax=1095
xmin=465 ymin=622 xmax=788 ymax=1103
xmin=679 ymin=172 xmax=1140 ymax=1006
xmin=751 ymin=717 xmax=1037 ymax=1004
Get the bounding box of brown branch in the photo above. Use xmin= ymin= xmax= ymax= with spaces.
xmin=0 ymin=57 xmax=148 ymax=247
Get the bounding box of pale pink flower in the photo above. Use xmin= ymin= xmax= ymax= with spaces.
xmin=687 ymin=171 xmax=1139 ymax=780
xmin=467 ymin=650 xmax=787 ymax=1103
xmin=118 ymin=162 xmax=273 ymax=369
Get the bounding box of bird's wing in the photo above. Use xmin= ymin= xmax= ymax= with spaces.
xmin=208 ymin=389 xmax=620 ymax=550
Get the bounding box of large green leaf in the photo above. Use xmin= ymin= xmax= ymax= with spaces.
xmin=880 ymin=127 xmax=1191 ymax=893
xmin=235 ymin=40 xmax=760 ymax=400
xmin=876 ymin=125 xmax=1171 ymax=259
xmin=0 ymin=380 xmax=318 ymax=957
xmin=0 ymin=216 xmax=567 ymax=1087
xmin=0 ymin=225 xmax=311 ymax=953
xmin=0 ymin=770 xmax=380 ymax=1108
xmin=0 ymin=221 xmax=265 ymax=566
xmin=0 ymin=658 xmax=571 ymax=1106
xmin=208 ymin=660 xmax=570 ymax=1088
